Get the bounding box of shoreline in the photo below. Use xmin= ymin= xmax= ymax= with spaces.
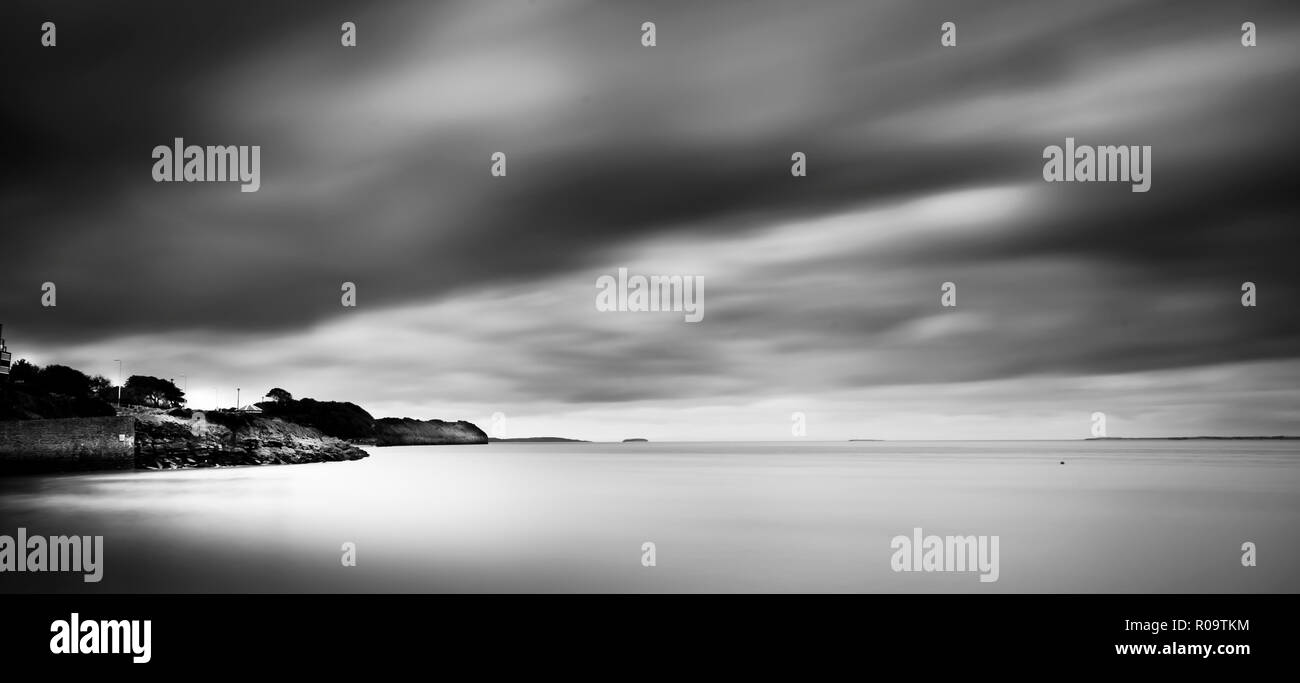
xmin=1 ymin=408 xmax=489 ymax=475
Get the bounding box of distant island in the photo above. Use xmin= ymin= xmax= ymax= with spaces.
xmin=848 ymin=439 xmax=884 ymax=442
xmin=622 ymin=438 xmax=648 ymax=443
xmin=489 ymin=437 xmax=590 ymax=443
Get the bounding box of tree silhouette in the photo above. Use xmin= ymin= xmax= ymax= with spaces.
xmin=124 ymin=375 xmax=186 ymax=408
xmin=266 ymin=387 xmax=293 ymax=403
xmin=36 ymin=364 xmax=91 ymax=397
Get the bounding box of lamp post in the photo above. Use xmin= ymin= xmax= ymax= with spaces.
xmin=236 ymin=387 xmax=240 ymax=412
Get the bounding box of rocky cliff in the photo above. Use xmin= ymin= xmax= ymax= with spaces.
xmin=373 ymin=417 xmax=489 ymax=446
xmin=134 ymin=410 xmax=369 ymax=469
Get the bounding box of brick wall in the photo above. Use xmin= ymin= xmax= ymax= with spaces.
xmin=0 ymin=416 xmax=136 ymax=472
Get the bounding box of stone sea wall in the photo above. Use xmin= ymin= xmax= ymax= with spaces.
xmin=0 ymin=416 xmax=136 ymax=472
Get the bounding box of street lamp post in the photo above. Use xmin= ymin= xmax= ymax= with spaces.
xmin=236 ymin=388 xmax=240 ymax=412
xmin=114 ymin=359 xmax=122 ymax=408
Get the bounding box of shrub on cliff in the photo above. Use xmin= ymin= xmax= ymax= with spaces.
xmin=7 ymin=359 xmax=40 ymax=384
xmin=33 ymin=364 xmax=92 ymax=397
xmin=0 ymin=384 xmax=115 ymax=420
xmin=254 ymin=397 xmax=375 ymax=440
xmin=0 ymin=359 xmax=115 ymax=420
xmin=202 ymin=409 xmax=259 ymax=432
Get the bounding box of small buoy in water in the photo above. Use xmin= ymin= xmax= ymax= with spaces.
xmin=1059 ymin=461 xmax=1065 ymax=465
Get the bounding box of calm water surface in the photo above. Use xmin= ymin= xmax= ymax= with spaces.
xmin=1 ymin=441 xmax=1296 ymax=592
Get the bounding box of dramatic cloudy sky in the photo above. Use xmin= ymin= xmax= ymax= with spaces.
xmin=2 ymin=0 xmax=1298 ymax=439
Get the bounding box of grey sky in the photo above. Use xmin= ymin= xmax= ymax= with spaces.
xmin=2 ymin=0 xmax=1297 ymax=439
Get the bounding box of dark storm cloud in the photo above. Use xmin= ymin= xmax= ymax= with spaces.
xmin=2 ymin=0 xmax=1298 ymax=396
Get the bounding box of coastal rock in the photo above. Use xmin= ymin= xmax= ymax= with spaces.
xmin=134 ymin=410 xmax=368 ymax=469
xmin=373 ymin=418 xmax=488 ymax=446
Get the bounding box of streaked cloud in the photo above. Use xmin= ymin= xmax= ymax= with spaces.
xmin=2 ymin=0 xmax=1297 ymax=437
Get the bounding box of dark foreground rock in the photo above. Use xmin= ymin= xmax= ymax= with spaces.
xmin=373 ymin=418 xmax=488 ymax=446
xmin=134 ymin=411 xmax=369 ymax=469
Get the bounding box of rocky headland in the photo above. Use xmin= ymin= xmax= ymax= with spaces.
xmin=133 ymin=409 xmax=369 ymax=469
xmin=0 ymin=363 xmax=489 ymax=472
xmin=373 ymin=417 xmax=488 ymax=446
